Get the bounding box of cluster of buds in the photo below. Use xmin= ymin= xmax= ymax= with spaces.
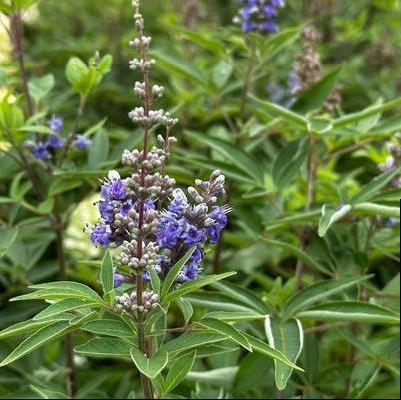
xmin=115 ymin=290 xmax=159 ymax=315
xmin=90 ymin=1 xmax=229 ymax=317
xmin=233 ymin=0 xmax=285 ymax=34
xmin=292 ymin=27 xmax=342 ymax=114
xmin=378 ymin=133 xmax=401 ymax=188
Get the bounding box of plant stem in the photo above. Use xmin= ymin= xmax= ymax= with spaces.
xmin=8 ymin=5 xmax=78 ymax=396
xmin=295 ymin=134 xmax=316 ymax=289
xmin=9 ymin=4 xmax=34 ymax=119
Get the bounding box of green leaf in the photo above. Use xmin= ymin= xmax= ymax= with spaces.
xmin=87 ymin=129 xmax=109 ymax=169
xmin=100 ymin=250 xmax=114 ymax=295
xmin=28 ymin=74 xmax=55 ymax=103
xmin=163 ymin=272 xmax=236 ymax=304
xmin=264 ymin=315 xmax=304 ymax=390
xmin=150 ymin=50 xmax=206 ymax=87
xmin=243 ymin=333 xmax=303 ymax=371
xmin=65 ymin=57 xmax=88 ymax=87
xmin=261 ymin=237 xmax=330 ymax=275
xmin=353 ymin=202 xmax=400 ymax=218
xmin=349 ymin=360 xmax=380 ymax=399
xmin=332 ymin=97 xmax=401 ymax=128
xmin=197 ymin=318 xmax=252 ymax=352
xmin=272 ymin=138 xmax=309 ymax=191
xmin=98 ymin=54 xmax=113 ymax=74
xmin=296 ymin=301 xmax=400 ymax=324
xmin=176 ymin=297 xmax=193 ymax=325
xmin=33 ymin=298 xmax=98 ymax=321
xmin=130 ymin=347 xmax=168 ymax=379
xmin=318 ymin=204 xmax=352 ymax=237
xmin=250 ymin=94 xmax=308 ymax=130
xmin=162 ymin=351 xmax=196 ymax=395
xmin=175 ymin=26 xmax=225 ymax=54
xmin=81 ymin=319 xmax=134 ymax=338
xmin=0 ymin=315 xmax=70 ymax=339
xmin=159 ymin=332 xmax=226 ymax=355
xmin=184 ymin=130 xmax=264 ymax=185
xmin=74 ymin=337 xmax=132 ymax=358
xmin=161 ymin=247 xmax=196 ymax=297
xmin=0 ymin=320 xmax=73 ymax=367
xmin=0 ymin=227 xmax=19 ymax=257
xmin=48 ymin=178 xmax=81 ymax=197
xmin=203 ymin=311 xmax=266 ymax=322
xmin=350 ymin=167 xmax=401 ymax=204
xmin=211 ymin=281 xmax=270 ymax=314
xmin=28 ymin=281 xmax=103 ymax=303
xmin=212 ymin=60 xmax=233 ymax=89
xmin=30 ymin=385 xmax=70 ymax=399
xmin=148 ymin=266 xmax=161 ymax=295
xmin=282 ymin=275 xmax=373 ymax=317
xmin=292 ymin=66 xmax=341 ymax=114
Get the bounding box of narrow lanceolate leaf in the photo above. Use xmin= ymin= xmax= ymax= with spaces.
xmin=318 ymin=204 xmax=352 ymax=237
xmin=349 ymin=360 xmax=380 ymax=399
xmin=176 ymin=297 xmax=193 ymax=325
xmin=0 ymin=320 xmax=73 ymax=367
xmin=162 ymin=351 xmax=196 ymax=395
xmin=296 ymin=301 xmax=400 ymax=325
xmin=163 ymin=272 xmax=236 ymax=304
xmin=332 ymin=96 xmax=401 ymax=128
xmin=350 ymin=166 xmax=401 ymax=204
xmin=243 ymin=333 xmax=303 ymax=372
xmin=282 ymin=275 xmax=373 ymax=318
xmin=292 ymin=66 xmax=342 ymax=114
xmin=204 ymin=311 xmax=266 ymax=322
xmin=33 ymin=299 xmax=98 ymax=321
xmin=161 ymin=247 xmax=196 ymax=297
xmin=81 ymin=319 xmax=135 ymax=338
xmin=148 ymin=266 xmax=161 ymax=295
xmin=27 ymin=281 xmax=103 ymax=303
xmin=100 ymin=250 xmax=113 ymax=294
xmin=159 ymin=332 xmax=226 ymax=355
xmin=261 ymin=237 xmax=331 ymax=275
xmin=184 ymin=130 xmax=264 ymax=185
xmin=250 ymin=94 xmax=308 ymax=129
xmin=197 ymin=318 xmax=252 ymax=352
xmin=74 ymin=337 xmax=132 ymax=358
xmin=0 ymin=315 xmax=70 ymax=339
xmin=30 ymin=385 xmax=70 ymax=399
xmin=265 ymin=315 xmax=304 ymax=390
xmin=353 ymin=202 xmax=400 ymax=218
xmin=130 ymin=347 xmax=168 ymax=379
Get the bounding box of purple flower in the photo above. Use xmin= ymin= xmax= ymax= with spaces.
xmin=113 ymin=268 xmax=125 ymax=288
xmin=168 ymin=189 xmax=189 ymax=216
xmin=178 ymin=248 xmax=203 ymax=282
xmin=99 ymin=200 xmax=115 ymax=223
xmin=235 ymin=0 xmax=285 ymax=34
xmin=182 ymin=224 xmax=206 ymax=246
xmin=120 ymin=200 xmax=133 ymax=216
xmin=74 ymin=134 xmax=92 ymax=150
xmin=209 ymin=206 xmax=228 ymax=228
xmin=48 ymin=114 xmax=63 ymax=134
xmin=91 ymin=224 xmax=112 ymax=246
xmin=101 ymin=171 xmax=127 ymax=201
xmin=156 ymin=212 xmax=186 ymax=248
xmin=45 ymin=135 xmax=64 ymax=149
xmin=33 ymin=142 xmax=49 ymax=159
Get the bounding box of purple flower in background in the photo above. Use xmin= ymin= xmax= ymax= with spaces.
xmin=33 ymin=142 xmax=49 ymax=159
xmin=182 ymin=224 xmax=206 ymax=246
xmin=74 ymin=134 xmax=92 ymax=150
xmin=101 ymin=171 xmax=127 ymax=201
xmin=99 ymin=200 xmax=115 ymax=224
xmin=168 ymin=189 xmax=189 ymax=216
xmin=91 ymin=224 xmax=112 ymax=246
xmin=113 ymin=268 xmax=125 ymax=288
xmin=45 ymin=134 xmax=64 ymax=149
xmin=48 ymin=114 xmax=63 ymax=134
xmin=234 ymin=0 xmax=285 ymax=34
